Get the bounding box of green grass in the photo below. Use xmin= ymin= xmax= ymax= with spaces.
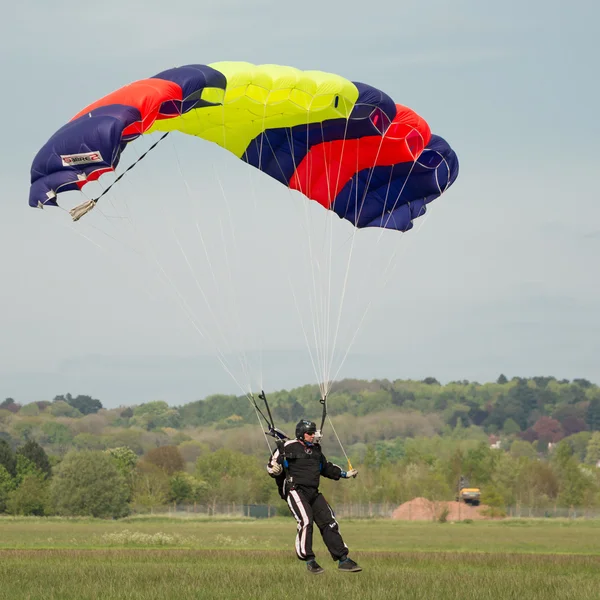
xmin=0 ymin=518 xmax=599 ymax=599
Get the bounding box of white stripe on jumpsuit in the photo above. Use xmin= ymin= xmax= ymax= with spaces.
xmin=287 ymin=489 xmax=310 ymax=559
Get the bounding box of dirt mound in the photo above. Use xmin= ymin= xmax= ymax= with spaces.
xmin=391 ymin=497 xmax=492 ymax=521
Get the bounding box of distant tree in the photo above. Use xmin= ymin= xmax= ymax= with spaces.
xmin=53 ymin=394 xmax=72 ymax=404
xmin=585 ymin=432 xmax=600 ymax=466
xmin=120 ymin=407 xmax=134 ymax=419
xmin=0 ymin=398 xmax=21 ymax=414
xmin=50 ymin=450 xmax=129 ymax=518
xmin=12 ymin=421 xmax=35 ymax=442
xmin=178 ymin=440 xmax=206 ymax=463
xmin=467 ymin=402 xmax=489 ymax=427
xmin=552 ymin=403 xmax=587 ymax=423
xmin=560 ymin=416 xmax=588 ymax=437
xmin=0 ymin=410 xmax=12 ymax=427
xmin=103 ymin=430 xmax=144 ymax=455
xmin=531 ymin=376 xmax=556 ymax=388
xmin=195 ymin=449 xmax=269 ymax=507
xmin=105 ymin=446 xmax=138 ymax=474
xmin=390 ymin=388 xmax=415 ymax=407
xmin=461 ymin=442 xmax=497 ymax=486
xmin=273 ymin=398 xmax=305 ymax=423
xmin=0 ymin=439 xmax=16 ymax=477
xmin=143 ymin=446 xmax=184 ymax=476
xmin=518 ymin=460 xmax=559 ymax=505
xmin=16 ymin=440 xmax=51 ymax=478
xmin=573 ymin=378 xmax=593 ymax=389
xmin=532 ymin=417 xmax=564 ymax=447
xmin=19 ymin=403 xmax=40 ymax=417
xmin=552 ymin=441 xmax=590 ymax=508
xmin=169 ymin=472 xmax=207 ymax=504
xmin=105 ymin=446 xmax=138 ymax=501
xmin=560 ymin=385 xmax=587 ymax=405
xmin=131 ymin=461 xmax=170 ymax=512
xmin=50 ymin=401 xmax=81 ymax=418
xmin=509 ymin=439 xmax=537 ymax=459
xmin=485 ymin=393 xmax=526 ymax=431
xmin=13 ymin=455 xmax=43 ymax=487
xmin=68 ymin=395 xmax=103 ymax=415
xmin=0 ymin=464 xmax=15 ymax=512
xmin=551 ymin=440 xmax=574 ymax=469
xmin=502 ymin=418 xmax=521 ymax=435
xmin=41 ymin=422 xmax=73 ymax=446
xmin=132 ymin=401 xmax=180 ymax=430
xmin=6 ymin=475 xmax=48 ymax=516
xmin=511 ymin=380 xmax=539 ymax=424
xmin=422 ymin=377 xmax=440 ymax=386
xmin=519 ymin=427 xmax=538 ymax=443
xmin=444 ymin=404 xmax=471 ymax=428
xmin=496 ymin=374 xmax=508 ymax=385
xmin=0 ymin=431 xmax=13 ymax=445
xmin=72 ymin=433 xmax=107 ymax=451
xmin=562 ymin=431 xmax=593 ymax=461
xmin=586 ymin=398 xmax=600 ymax=431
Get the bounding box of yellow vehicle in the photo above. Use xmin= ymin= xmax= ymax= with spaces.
xmin=456 ymin=476 xmax=481 ymax=506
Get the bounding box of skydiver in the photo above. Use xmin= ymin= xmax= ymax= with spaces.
xmin=267 ymin=419 xmax=362 ymax=574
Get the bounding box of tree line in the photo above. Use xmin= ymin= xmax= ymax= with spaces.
xmin=1 ymin=375 xmax=599 ymax=517
xmin=1 ymin=435 xmax=599 ymax=518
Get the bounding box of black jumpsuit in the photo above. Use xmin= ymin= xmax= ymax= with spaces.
xmin=267 ymin=439 xmax=348 ymax=562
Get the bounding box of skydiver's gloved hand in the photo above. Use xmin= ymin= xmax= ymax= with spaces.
xmin=269 ymin=461 xmax=283 ymax=475
xmin=340 ymin=468 xmax=358 ymax=479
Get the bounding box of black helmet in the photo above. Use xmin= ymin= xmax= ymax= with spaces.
xmin=295 ymin=419 xmax=317 ymax=439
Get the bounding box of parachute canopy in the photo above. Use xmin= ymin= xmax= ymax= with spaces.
xmin=29 ymin=61 xmax=458 ymax=231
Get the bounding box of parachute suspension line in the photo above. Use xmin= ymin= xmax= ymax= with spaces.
xmin=330 ymin=153 xmax=438 ymax=384
xmin=277 ymin=114 xmax=352 ymax=463
xmin=330 ymin=211 xmax=436 ymax=385
xmin=287 ymin=275 xmax=327 ymax=394
xmin=326 ymin=414 xmax=353 ymax=470
xmin=213 ymin=104 xmax=268 ymax=396
xmin=165 ymin=110 xmax=275 ymax=427
xmin=235 ymin=101 xmax=276 ymax=393
xmin=166 ymin=129 xmax=255 ymax=396
xmin=213 ymin=165 xmax=257 ymax=389
xmin=303 ymin=117 xmax=330 ymax=401
xmin=321 ymin=115 xmax=354 ymax=395
xmin=69 ymin=132 xmax=169 ymax=222
xmin=273 ymin=113 xmax=328 ymax=400
xmin=258 ymin=113 xmax=349 ymax=430
xmin=323 ymin=131 xmax=389 ymax=395
xmin=73 ymin=187 xmax=254 ymax=402
xmin=377 ymin=130 xmax=426 ymax=235
xmin=206 ymin=108 xmax=256 ymax=392
xmin=258 ymin=128 xmax=335 ymax=399
xmin=85 ymin=131 xmax=256 ymax=401
xmin=321 ymin=120 xmax=337 ymax=396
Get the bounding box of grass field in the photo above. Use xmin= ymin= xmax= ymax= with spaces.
xmin=0 ymin=517 xmax=599 ymax=599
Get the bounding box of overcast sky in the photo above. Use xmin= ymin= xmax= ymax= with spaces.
xmin=1 ymin=0 xmax=598 ymax=407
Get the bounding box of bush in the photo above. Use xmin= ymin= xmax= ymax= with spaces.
xmin=438 ymin=506 xmax=450 ymax=523
xmin=480 ymin=506 xmax=507 ymax=518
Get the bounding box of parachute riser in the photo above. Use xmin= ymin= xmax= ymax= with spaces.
xmin=314 ymin=394 xmax=327 ymax=443
xmin=254 ymin=390 xmax=289 ymax=444
xmin=69 ymin=132 xmax=170 ymax=222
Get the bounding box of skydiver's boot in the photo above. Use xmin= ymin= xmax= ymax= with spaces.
xmin=338 ymin=557 xmax=362 ymax=572
xmin=306 ymin=559 xmax=324 ymax=574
